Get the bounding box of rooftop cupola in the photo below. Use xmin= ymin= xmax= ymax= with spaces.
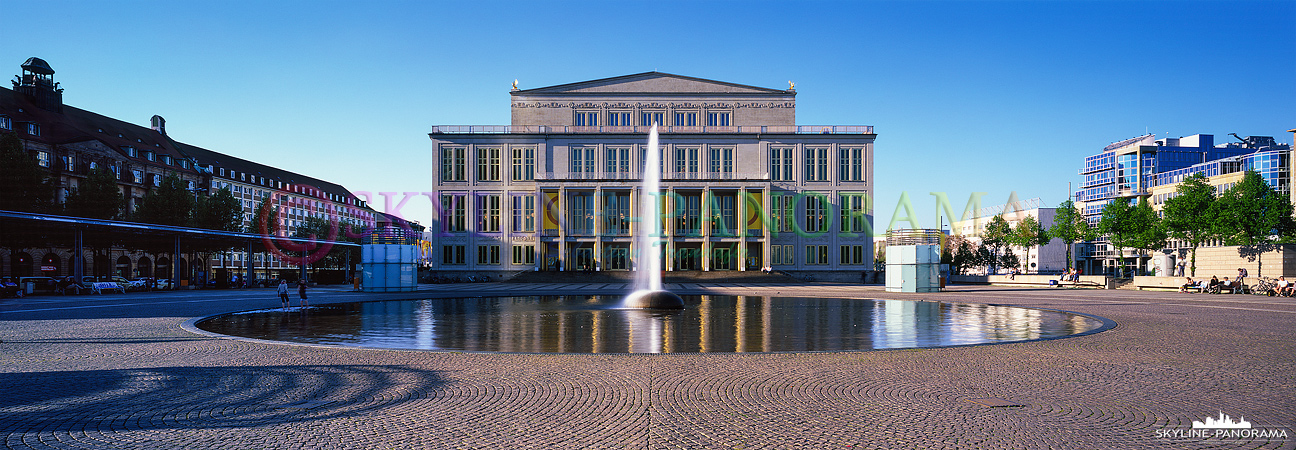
xmin=13 ymin=57 xmax=64 ymax=112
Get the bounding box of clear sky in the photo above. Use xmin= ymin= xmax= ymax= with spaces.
xmin=4 ymin=0 xmax=1293 ymax=232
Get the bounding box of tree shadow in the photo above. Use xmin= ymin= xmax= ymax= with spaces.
xmin=0 ymin=365 xmax=449 ymax=432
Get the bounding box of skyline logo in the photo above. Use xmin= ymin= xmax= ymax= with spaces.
xmin=1155 ymin=411 xmax=1288 ymax=441
xmin=1193 ymin=412 xmax=1252 ymax=429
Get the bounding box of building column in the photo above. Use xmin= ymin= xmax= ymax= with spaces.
xmin=593 ymin=186 xmax=603 ymax=271
xmin=245 ymin=242 xmax=255 ymax=285
xmin=737 ymin=188 xmax=747 ymax=271
xmin=763 ymin=190 xmax=772 ymax=270
xmin=701 ymin=188 xmax=711 ymax=271
xmin=665 ymin=187 xmax=675 ymax=272
xmin=558 ymin=187 xmax=567 ymax=271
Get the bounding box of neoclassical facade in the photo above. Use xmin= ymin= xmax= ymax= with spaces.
xmin=428 ymin=72 xmax=875 ymax=277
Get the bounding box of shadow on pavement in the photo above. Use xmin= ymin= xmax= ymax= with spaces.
xmin=0 ymin=364 xmax=448 ymax=432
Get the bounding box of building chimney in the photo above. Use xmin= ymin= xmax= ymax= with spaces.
xmin=151 ymin=115 xmax=166 ymax=135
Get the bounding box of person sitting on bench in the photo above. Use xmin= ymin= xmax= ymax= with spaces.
xmin=1179 ymin=277 xmax=1197 ymax=293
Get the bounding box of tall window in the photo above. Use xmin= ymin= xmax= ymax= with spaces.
xmin=442 ymin=245 xmax=465 ymax=265
xmin=771 ymin=194 xmax=796 ymax=233
xmin=603 ymin=192 xmax=631 ymax=235
xmin=839 ymin=194 xmax=870 ymax=234
xmin=569 ymin=192 xmax=595 ymax=234
xmin=673 ymin=111 xmax=697 ymax=127
xmin=63 ymin=155 xmax=74 ymax=171
xmin=439 ymin=194 xmax=466 ymax=232
xmin=476 ymin=194 xmax=500 ymax=232
xmin=0 ymin=116 xmax=9 ymax=130
xmin=840 ymin=245 xmax=866 ymax=265
xmin=36 ymin=151 xmax=50 ymax=168
xmin=678 ymin=193 xmax=701 ymax=235
xmin=476 ymin=147 xmax=500 ymax=181
xmin=805 ymin=245 xmax=829 ymax=265
xmin=511 ymin=193 xmax=535 ymax=232
xmin=770 ymin=147 xmax=794 ymax=181
xmin=511 ymin=245 xmax=535 ymax=265
xmin=804 ymin=195 xmax=828 ymax=233
xmin=839 ymin=147 xmax=865 ymax=181
xmin=706 ymin=111 xmax=731 ymax=127
xmin=440 ymin=147 xmax=466 ymax=181
xmin=608 ymin=111 xmax=631 ymax=127
xmin=571 ymin=147 xmax=596 ymax=174
xmin=711 ymin=194 xmax=735 ymax=235
xmin=772 ymin=244 xmax=794 ymax=265
xmin=805 ymin=147 xmax=829 ymax=181
xmin=674 ymin=147 xmax=699 ymax=176
xmin=641 ymin=111 xmax=664 ymax=127
xmin=709 ymin=147 xmax=733 ymax=175
xmin=575 ymin=111 xmax=598 ymax=126
xmin=477 ymin=245 xmax=501 ymax=265
xmin=511 ymin=147 xmax=535 ymax=181
xmin=605 ymin=147 xmax=631 ymax=175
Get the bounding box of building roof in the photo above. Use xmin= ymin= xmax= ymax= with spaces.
xmin=0 ymin=85 xmax=364 ymax=204
xmin=511 ymin=72 xmax=793 ymax=96
xmin=20 ymin=57 xmax=53 ymax=75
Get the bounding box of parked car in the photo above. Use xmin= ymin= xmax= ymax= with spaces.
xmin=154 ymin=279 xmax=173 ymax=290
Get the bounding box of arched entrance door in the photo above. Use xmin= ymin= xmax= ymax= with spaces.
xmin=116 ymin=256 xmax=131 ymax=278
xmin=94 ymin=254 xmax=111 ymax=278
xmin=13 ymin=252 xmax=33 ymax=277
xmin=156 ymin=257 xmax=171 ymax=279
xmin=138 ymin=256 xmax=152 ymax=278
xmin=41 ymin=253 xmax=61 ymax=277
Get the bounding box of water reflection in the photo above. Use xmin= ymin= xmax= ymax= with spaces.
xmin=199 ymin=296 xmax=1104 ymax=354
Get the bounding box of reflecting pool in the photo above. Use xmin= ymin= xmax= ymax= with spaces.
xmin=196 ymin=295 xmax=1108 ymax=353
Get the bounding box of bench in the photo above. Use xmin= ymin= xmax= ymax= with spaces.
xmin=89 ymin=282 xmax=125 ymax=294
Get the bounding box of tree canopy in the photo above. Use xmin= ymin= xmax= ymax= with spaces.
xmin=64 ymin=167 xmax=124 ymax=220
xmin=1214 ymin=170 xmax=1295 ymax=277
xmin=1047 ymin=199 xmax=1093 ymax=271
xmin=1161 ymin=173 xmax=1217 ymax=276
xmin=0 ymin=132 xmax=54 ymax=213
xmin=132 ymin=173 xmax=194 ymax=226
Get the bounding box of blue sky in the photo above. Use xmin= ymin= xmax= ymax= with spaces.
xmin=4 ymin=0 xmax=1293 ymax=232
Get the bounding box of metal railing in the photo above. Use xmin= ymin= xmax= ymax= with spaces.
xmin=430 ymin=125 xmax=874 ymax=135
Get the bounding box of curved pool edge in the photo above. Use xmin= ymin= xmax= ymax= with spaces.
xmin=183 ymin=296 xmax=1120 ymax=356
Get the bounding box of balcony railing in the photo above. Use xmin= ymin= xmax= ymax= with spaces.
xmin=430 ymin=125 xmax=874 ymax=135
xmin=535 ymin=171 xmax=769 ymax=181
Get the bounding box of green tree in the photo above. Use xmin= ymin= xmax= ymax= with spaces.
xmin=1009 ymin=215 xmax=1049 ymax=274
xmin=132 ymin=172 xmax=194 ymax=226
xmin=999 ymin=248 xmax=1020 ymax=272
xmin=63 ymin=167 xmax=124 ymax=220
xmin=1097 ymin=198 xmax=1136 ymax=277
xmin=981 ymin=215 xmax=1012 ymax=273
xmin=951 ymin=240 xmax=975 ymax=275
xmin=0 ymin=132 xmax=54 ymax=213
xmin=293 ymin=216 xmax=363 ymax=280
xmin=194 ymin=187 xmax=243 ymax=231
xmin=1047 ymin=199 xmax=1094 ymax=272
xmin=1128 ymin=198 xmax=1167 ymax=275
xmin=1214 ymin=170 xmax=1295 ymax=278
xmin=1161 ymin=173 xmax=1217 ymax=276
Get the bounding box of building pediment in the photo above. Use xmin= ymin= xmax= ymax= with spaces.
xmin=512 ymin=72 xmax=791 ymax=96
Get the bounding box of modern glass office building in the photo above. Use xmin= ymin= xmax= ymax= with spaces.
xmin=1075 ymin=133 xmax=1292 ymax=274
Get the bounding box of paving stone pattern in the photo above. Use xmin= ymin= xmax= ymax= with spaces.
xmin=1 ymin=283 xmax=1294 ymax=449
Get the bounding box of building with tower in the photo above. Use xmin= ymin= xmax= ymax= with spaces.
xmin=0 ymin=57 xmax=377 ymax=284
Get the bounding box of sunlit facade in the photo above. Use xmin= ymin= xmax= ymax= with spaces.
xmin=428 ymin=73 xmax=876 ymax=278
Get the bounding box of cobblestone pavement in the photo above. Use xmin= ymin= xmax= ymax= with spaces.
xmin=1 ymin=282 xmax=1293 ymax=449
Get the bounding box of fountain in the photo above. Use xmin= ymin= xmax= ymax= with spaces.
xmin=623 ymin=124 xmax=684 ymax=309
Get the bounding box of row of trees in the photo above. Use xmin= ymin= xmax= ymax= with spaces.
xmin=1 ymin=131 xmax=243 ymax=231
xmin=948 ymin=169 xmax=1292 ymax=278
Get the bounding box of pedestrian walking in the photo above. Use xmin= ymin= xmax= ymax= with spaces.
xmin=297 ymin=279 xmax=309 ymax=308
xmin=277 ymin=279 xmax=290 ymax=310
